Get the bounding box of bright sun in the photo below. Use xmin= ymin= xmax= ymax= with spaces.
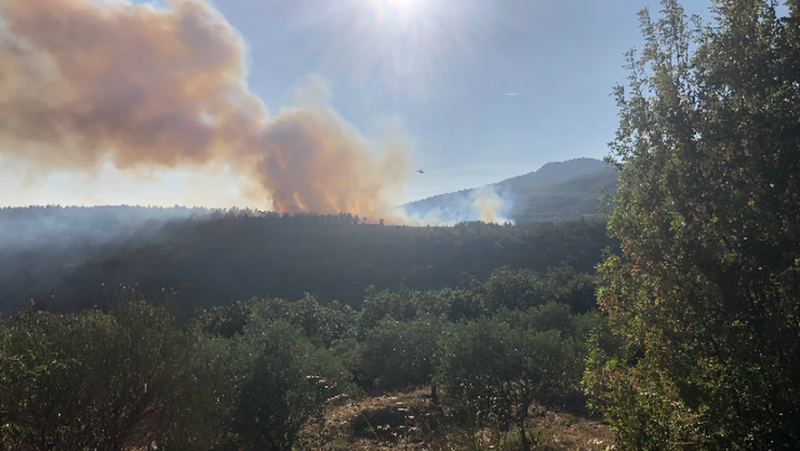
xmin=385 ymin=0 xmax=421 ymax=9
xmin=369 ymin=0 xmax=428 ymax=19
xmin=344 ymin=0 xmax=479 ymax=101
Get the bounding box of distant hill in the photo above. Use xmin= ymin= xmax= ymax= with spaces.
xmin=510 ymin=167 xmax=618 ymax=222
xmin=499 ymin=158 xmax=608 ymax=192
xmin=0 ymin=211 xmax=616 ymax=316
xmin=402 ymin=158 xmax=617 ymax=223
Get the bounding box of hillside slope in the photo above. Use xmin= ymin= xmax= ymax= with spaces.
xmin=403 ymin=158 xmax=617 ymax=223
xmin=511 ymin=167 xmax=618 ymax=222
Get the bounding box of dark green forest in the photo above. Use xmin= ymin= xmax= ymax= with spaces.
xmin=0 ymin=254 xmax=601 ymax=450
xmin=1 ymin=0 xmax=799 ymax=450
xmin=0 ymin=210 xmax=614 ymax=450
xmin=0 ymin=208 xmax=614 ymax=315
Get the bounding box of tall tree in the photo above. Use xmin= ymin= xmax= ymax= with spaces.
xmin=585 ymin=0 xmax=800 ymax=449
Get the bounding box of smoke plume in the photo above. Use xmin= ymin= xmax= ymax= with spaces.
xmin=473 ymin=186 xmax=501 ymax=224
xmin=0 ymin=0 xmax=407 ymax=215
xmin=396 ymin=185 xmax=515 ymax=226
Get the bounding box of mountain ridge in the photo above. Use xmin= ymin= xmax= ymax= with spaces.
xmin=402 ymin=158 xmax=617 ymax=223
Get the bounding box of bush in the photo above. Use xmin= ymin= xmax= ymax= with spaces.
xmin=437 ymin=318 xmax=584 ymax=451
xmin=359 ymin=314 xmax=445 ymax=391
xmin=230 ymin=320 xmax=358 ymax=451
xmin=0 ymin=303 xmax=194 ymax=450
xmin=201 ymin=295 xmax=357 ymax=347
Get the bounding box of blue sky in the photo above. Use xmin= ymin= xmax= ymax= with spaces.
xmin=0 ymin=0 xmax=714 ymax=208
xmin=211 ymin=0 xmax=712 ymax=201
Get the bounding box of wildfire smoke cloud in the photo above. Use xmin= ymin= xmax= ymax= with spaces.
xmin=473 ymin=186 xmax=501 ymax=224
xmin=0 ymin=0 xmax=407 ymax=215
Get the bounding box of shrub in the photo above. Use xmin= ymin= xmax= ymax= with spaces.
xmin=0 ymin=303 xmax=194 ymax=450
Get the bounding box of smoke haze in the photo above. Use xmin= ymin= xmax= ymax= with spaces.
xmin=0 ymin=0 xmax=407 ymax=216
xmin=474 ymin=186 xmax=502 ymax=224
xmin=396 ymin=185 xmax=514 ymax=226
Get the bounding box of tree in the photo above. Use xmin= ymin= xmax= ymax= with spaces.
xmin=359 ymin=314 xmax=444 ymax=391
xmin=230 ymin=320 xmax=358 ymax=451
xmin=437 ymin=318 xmax=583 ymax=451
xmin=199 ymin=296 xmax=357 ymax=347
xmin=585 ymin=0 xmax=800 ymax=448
xmin=157 ymin=325 xmax=242 ymax=451
xmin=0 ymin=303 xmax=196 ymax=451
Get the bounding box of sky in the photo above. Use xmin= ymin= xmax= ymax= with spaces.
xmin=0 ymin=0 xmax=714 ymax=210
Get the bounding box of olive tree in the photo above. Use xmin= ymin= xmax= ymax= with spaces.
xmin=359 ymin=314 xmax=444 ymax=392
xmin=437 ymin=318 xmax=583 ymax=451
xmin=230 ymin=319 xmax=357 ymax=451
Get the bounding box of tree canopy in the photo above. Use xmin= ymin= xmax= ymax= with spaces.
xmin=585 ymin=0 xmax=800 ymax=449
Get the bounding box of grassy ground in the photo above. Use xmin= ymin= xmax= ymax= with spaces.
xmin=297 ymin=388 xmax=615 ymax=451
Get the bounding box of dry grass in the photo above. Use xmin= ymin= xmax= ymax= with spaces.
xmin=297 ymin=387 xmax=444 ymax=450
xmin=529 ymin=409 xmax=615 ymax=451
xmin=296 ymin=388 xmax=615 ymax=451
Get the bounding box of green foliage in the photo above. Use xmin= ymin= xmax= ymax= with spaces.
xmin=198 ymin=299 xmax=252 ymax=338
xmin=0 ymin=303 xmax=196 ymax=450
xmin=437 ymin=313 xmax=585 ymax=451
xmin=358 ymin=266 xmax=598 ymax=336
xmin=495 ymin=302 xmax=601 ymax=341
xmin=359 ymin=314 xmax=445 ymax=390
xmin=473 ymin=267 xmax=549 ymax=313
xmin=189 ymin=297 xmax=361 ymax=450
xmin=358 ymin=285 xmax=467 ymax=331
xmin=231 ymin=320 xmax=357 ymax=451
xmin=358 ymin=286 xmax=424 ymax=331
xmin=475 ymin=266 xmax=598 ymax=314
xmin=157 ymin=327 xmax=241 ymax=451
xmin=0 ymin=301 xmax=359 ymax=451
xmin=543 ymin=266 xmax=599 ymax=314
xmin=1 ymin=213 xmax=615 ymax=314
xmin=200 ymin=295 xmax=357 ymax=347
xmin=0 ymin=203 xmax=614 ymax=450
xmin=586 ymin=1 xmax=800 ymax=449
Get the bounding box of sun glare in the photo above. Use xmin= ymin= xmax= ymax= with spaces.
xmin=300 ymin=0 xmax=488 ymax=105
xmin=385 ymin=0 xmax=421 ymax=10
xmin=368 ymin=0 xmax=429 ymax=21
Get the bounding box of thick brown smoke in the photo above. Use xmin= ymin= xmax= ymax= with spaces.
xmin=0 ymin=0 xmax=407 ymax=215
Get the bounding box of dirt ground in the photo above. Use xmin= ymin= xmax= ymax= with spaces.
xmin=296 ymin=388 xmax=615 ymax=451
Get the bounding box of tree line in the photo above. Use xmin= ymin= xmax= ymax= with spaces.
xmin=0 ymin=213 xmax=615 ymax=316
xmin=0 ymin=266 xmax=596 ymax=450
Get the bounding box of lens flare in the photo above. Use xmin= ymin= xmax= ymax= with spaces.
xmin=314 ymin=0 xmax=489 ymax=106
xmin=364 ymin=0 xmax=432 ymax=28
xmin=384 ymin=0 xmax=422 ymax=10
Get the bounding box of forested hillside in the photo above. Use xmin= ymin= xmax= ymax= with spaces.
xmin=0 ymin=207 xmax=615 ymax=316
xmin=402 ymin=158 xmax=618 ymax=223
xmin=0 ymin=1 xmax=798 ymax=450
xmin=0 ymin=202 xmax=617 ymax=451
